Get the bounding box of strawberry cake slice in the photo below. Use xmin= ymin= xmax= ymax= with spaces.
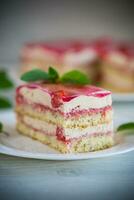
xmin=15 ymin=83 xmax=114 ymax=153
xmin=100 ymin=43 xmax=134 ymax=92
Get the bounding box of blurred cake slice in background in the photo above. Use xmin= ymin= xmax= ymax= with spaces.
xmin=100 ymin=43 xmax=134 ymax=92
xmin=20 ymin=40 xmax=98 ymax=82
xmin=20 ymin=38 xmax=134 ymax=93
xmin=63 ymin=43 xmax=98 ymax=82
xmin=20 ymin=41 xmax=68 ymax=74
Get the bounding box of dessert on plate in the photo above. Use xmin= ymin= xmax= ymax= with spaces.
xmin=15 ymin=67 xmax=114 ymax=153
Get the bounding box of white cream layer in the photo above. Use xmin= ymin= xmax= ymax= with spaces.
xmin=106 ymin=52 xmax=134 ymax=70
xmin=23 ymin=115 xmax=113 ymax=139
xmin=64 ymin=48 xmax=97 ymax=66
xmin=20 ymin=87 xmax=112 ymax=113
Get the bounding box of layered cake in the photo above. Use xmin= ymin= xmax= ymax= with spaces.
xmin=15 ymin=83 xmax=114 ymax=153
xmin=100 ymin=43 xmax=134 ymax=92
xmin=20 ymin=40 xmax=98 ymax=81
xmin=20 ymin=38 xmax=134 ymax=93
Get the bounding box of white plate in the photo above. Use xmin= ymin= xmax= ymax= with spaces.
xmin=113 ymin=93 xmax=134 ymax=102
xmin=0 ymin=111 xmax=134 ymax=160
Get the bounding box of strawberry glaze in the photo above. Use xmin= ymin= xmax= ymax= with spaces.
xmin=16 ymin=93 xmax=112 ymax=117
xmin=24 ymin=40 xmax=92 ymax=54
xmin=56 ymin=127 xmax=71 ymax=144
xmin=16 ymin=83 xmax=111 ymax=104
xmin=23 ymin=38 xmax=134 ymax=61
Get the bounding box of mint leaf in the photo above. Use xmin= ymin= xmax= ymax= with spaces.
xmin=0 ymin=78 xmax=14 ymax=89
xmin=60 ymin=70 xmax=91 ymax=85
xmin=117 ymin=122 xmax=134 ymax=133
xmin=0 ymin=122 xmax=3 ymax=132
xmin=0 ymin=70 xmax=14 ymax=90
xmin=21 ymin=69 xmax=49 ymax=82
xmin=20 ymin=67 xmax=91 ymax=86
xmin=0 ymin=97 xmax=12 ymax=109
xmin=48 ymin=67 xmax=59 ymax=83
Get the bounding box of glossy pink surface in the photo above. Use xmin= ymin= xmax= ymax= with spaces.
xmin=25 ymin=40 xmax=91 ymax=55
xmin=24 ymin=38 xmax=134 ymax=59
xmin=17 ymin=83 xmax=111 ymax=105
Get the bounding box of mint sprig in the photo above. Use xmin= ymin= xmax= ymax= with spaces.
xmin=21 ymin=67 xmax=91 ymax=85
xmin=0 ymin=97 xmax=12 ymax=109
xmin=117 ymin=122 xmax=134 ymax=133
xmin=21 ymin=69 xmax=49 ymax=82
xmin=0 ymin=70 xmax=14 ymax=90
xmin=60 ymin=70 xmax=90 ymax=85
xmin=0 ymin=69 xmax=13 ymax=109
xmin=48 ymin=67 xmax=59 ymax=83
xmin=21 ymin=67 xmax=58 ymax=83
xmin=0 ymin=122 xmax=3 ymax=133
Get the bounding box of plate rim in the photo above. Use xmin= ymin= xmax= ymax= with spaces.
xmin=0 ymin=135 xmax=134 ymax=160
xmin=0 ymin=109 xmax=134 ymax=161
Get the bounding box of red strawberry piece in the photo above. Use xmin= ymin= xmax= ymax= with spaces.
xmin=51 ymin=90 xmax=65 ymax=108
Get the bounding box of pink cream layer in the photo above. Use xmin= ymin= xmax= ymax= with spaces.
xmin=16 ymin=83 xmax=112 ymax=115
xmin=23 ymin=40 xmax=92 ymax=56
xmin=20 ymin=117 xmax=113 ymax=144
xmin=16 ymin=83 xmax=111 ymax=103
xmin=16 ymin=93 xmax=112 ymax=117
xmin=22 ymin=38 xmax=134 ymax=59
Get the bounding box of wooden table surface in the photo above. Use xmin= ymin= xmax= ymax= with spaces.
xmin=0 ymin=102 xmax=134 ymax=200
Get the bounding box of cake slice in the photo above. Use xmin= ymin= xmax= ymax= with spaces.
xmin=100 ymin=43 xmax=134 ymax=92
xmin=15 ymin=82 xmax=114 ymax=153
xmin=20 ymin=40 xmax=98 ymax=81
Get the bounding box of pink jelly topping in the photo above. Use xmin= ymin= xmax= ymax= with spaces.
xmin=56 ymin=127 xmax=71 ymax=144
xmin=95 ymin=40 xmax=134 ymax=59
xmin=25 ymin=40 xmax=91 ymax=55
xmin=16 ymin=92 xmax=112 ymax=117
xmin=23 ymin=38 xmax=134 ymax=59
xmin=16 ymin=83 xmax=111 ymax=108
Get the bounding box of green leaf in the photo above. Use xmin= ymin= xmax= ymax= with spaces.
xmin=20 ymin=67 xmax=91 ymax=86
xmin=60 ymin=70 xmax=91 ymax=85
xmin=21 ymin=69 xmax=50 ymax=82
xmin=0 ymin=97 xmax=12 ymax=109
xmin=117 ymin=122 xmax=134 ymax=133
xmin=0 ymin=70 xmax=14 ymax=90
xmin=0 ymin=70 xmax=6 ymax=78
xmin=0 ymin=122 xmax=3 ymax=132
xmin=0 ymin=78 xmax=14 ymax=89
xmin=48 ymin=67 xmax=59 ymax=83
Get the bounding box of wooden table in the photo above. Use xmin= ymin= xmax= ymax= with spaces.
xmin=0 ymin=102 xmax=134 ymax=200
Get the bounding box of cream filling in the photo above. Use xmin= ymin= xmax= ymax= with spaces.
xmin=23 ymin=115 xmax=56 ymax=135
xmin=107 ymin=52 xmax=128 ymax=66
xmin=20 ymin=87 xmax=112 ymax=112
xmin=105 ymin=53 xmax=134 ymax=71
xmin=16 ymin=105 xmax=113 ymax=127
xmin=22 ymin=47 xmax=57 ymax=61
xmin=22 ymin=115 xmax=113 ymax=139
xmin=64 ymin=49 xmax=97 ymax=66
xmin=61 ymin=94 xmax=112 ymax=113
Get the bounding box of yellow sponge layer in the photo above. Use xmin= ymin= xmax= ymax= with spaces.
xmin=16 ymin=105 xmax=112 ymax=128
xmin=101 ymin=61 xmax=134 ymax=92
xmin=17 ymin=121 xmax=114 ymax=153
